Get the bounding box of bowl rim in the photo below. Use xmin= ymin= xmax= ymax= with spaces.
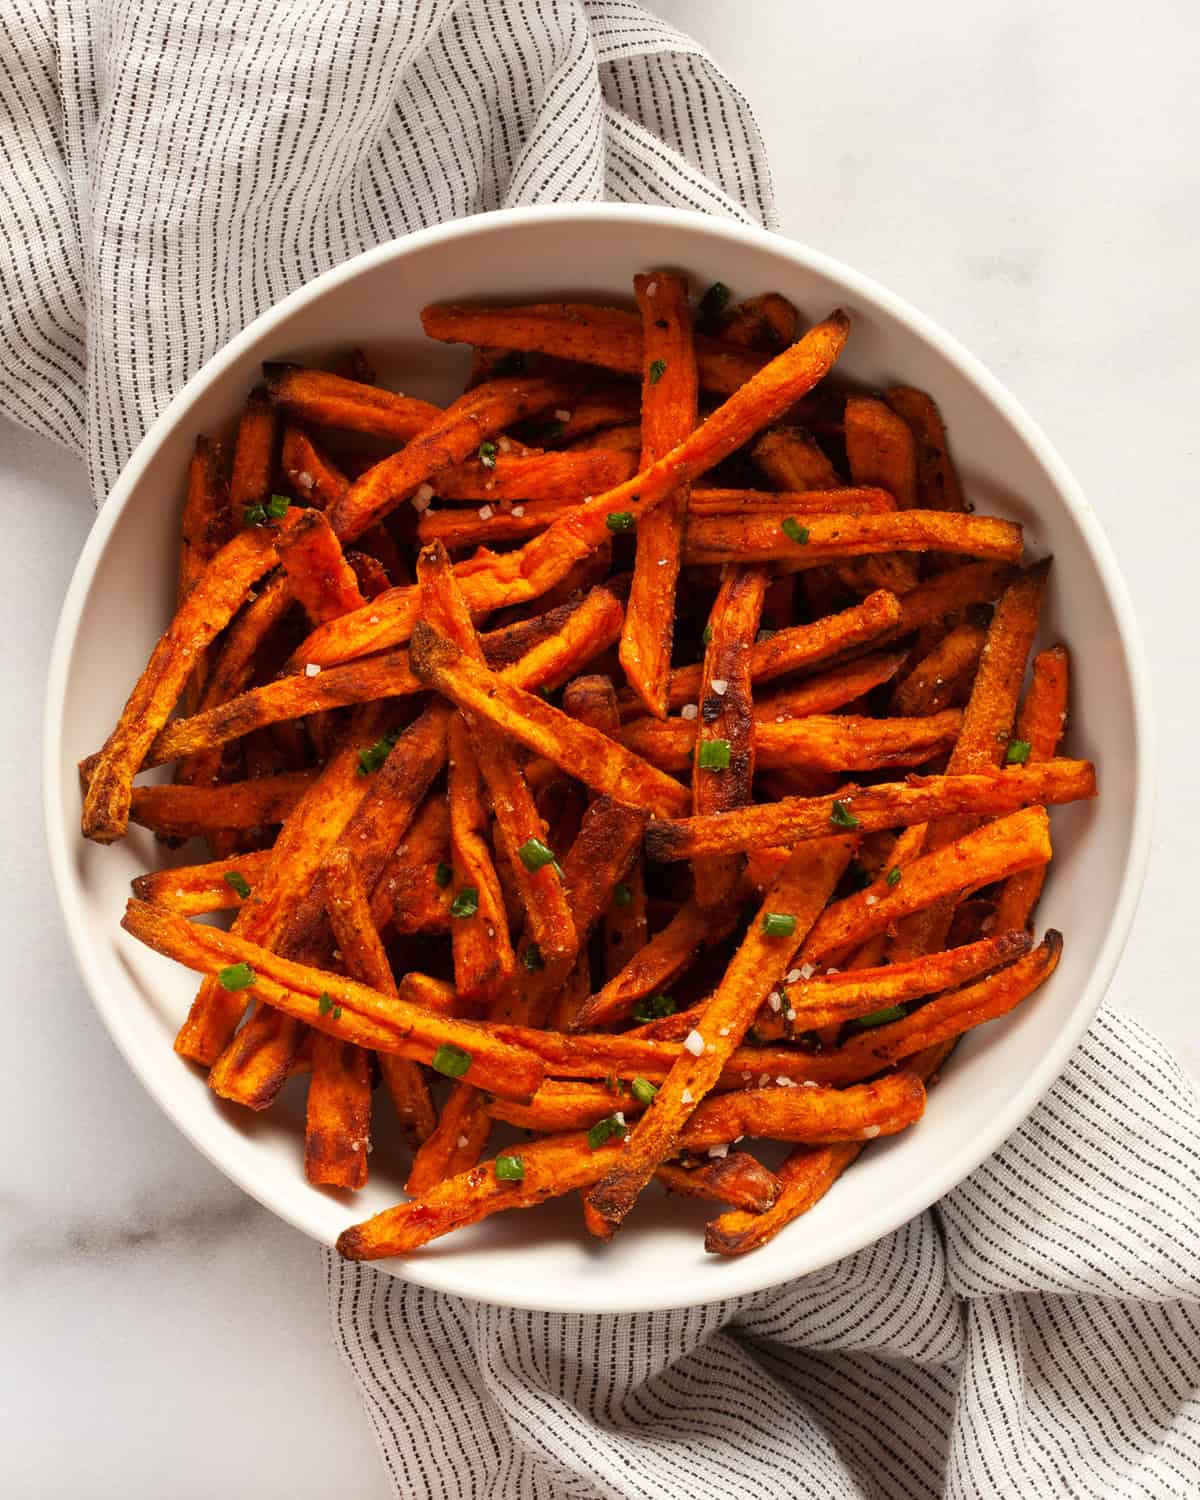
xmin=43 ymin=202 xmax=1155 ymax=1312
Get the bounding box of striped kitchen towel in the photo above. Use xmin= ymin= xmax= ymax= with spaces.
xmin=5 ymin=0 xmax=1197 ymax=1494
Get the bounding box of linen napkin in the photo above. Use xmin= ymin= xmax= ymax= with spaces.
xmin=7 ymin=1 xmax=1197 ymax=1495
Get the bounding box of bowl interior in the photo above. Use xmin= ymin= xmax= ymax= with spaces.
xmin=45 ymin=207 xmax=1148 ymax=1312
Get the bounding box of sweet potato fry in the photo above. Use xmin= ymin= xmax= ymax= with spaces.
xmin=280 ymin=425 xmax=348 ymax=508
xmin=417 ymin=498 xmax=576 ymax=549
xmin=264 ymin=362 xmax=441 ymax=441
xmin=717 ymin=293 xmax=799 ymax=350
xmin=889 ymin=561 xmax=1015 ymax=637
xmin=752 ymin=426 xmax=840 ymax=489
xmin=131 ymin=849 xmax=273 ymax=913
xmin=305 ymin=1033 xmax=373 ymax=1189
xmin=682 ymin=510 xmax=1022 ymax=568
xmin=81 ymin=520 xmax=297 ymax=842
xmin=418 ymin=542 xmax=575 ymax=965
xmin=642 ymin=588 xmax=903 ymax=714
xmin=583 ymin=837 xmax=854 ymax=1236
xmin=644 ymin=760 xmax=1094 ymax=862
xmin=655 ymin=1155 xmax=781 ymax=1213
xmin=547 ymin=385 xmax=640 ymax=442
xmin=229 ymin=386 xmax=278 ymax=513
xmin=274 ymin=507 xmax=365 ymax=624
xmin=370 ymin=794 xmax=452 ymax=935
xmin=690 ymin=486 xmax=895 ymax=518
xmin=124 ymin=899 xmax=542 ymax=1100
xmin=753 ymin=651 xmax=908 ymax=720
xmin=420 ymin=300 xmax=768 ymax=394
xmin=994 ymin=646 xmax=1070 ymax=932
xmin=446 ymin=715 xmax=516 ymax=1003
xmin=128 ymin=771 xmax=317 ymax=839
xmin=410 ymin=622 xmax=691 ymax=818
xmin=619 ymin=709 xmax=962 ymax=775
xmin=885 ymin=387 xmax=965 ymax=512
xmin=891 ymin=623 xmax=988 ymax=715
xmin=431 ymin=449 xmax=635 ymax=502
xmin=619 ymin=271 xmax=698 ymax=717
xmin=296 ymin=310 xmax=851 ymax=664
xmin=327 ymin=375 xmax=574 ymax=541
xmin=177 ymin=436 xmax=232 ymax=713
xmin=337 ymin=1072 xmax=924 ymax=1258
xmin=324 ymin=847 xmax=436 ymax=1145
xmin=799 ymin=806 xmax=1051 ymax=966
xmin=704 ymin=1141 xmax=863 ymax=1256
xmin=844 ymin=395 xmax=918 ymax=508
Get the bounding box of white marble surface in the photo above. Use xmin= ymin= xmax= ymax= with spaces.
xmin=4 ymin=1 xmax=1197 ymax=1493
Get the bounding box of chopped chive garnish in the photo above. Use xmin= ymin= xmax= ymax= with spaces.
xmin=781 ymin=516 xmax=810 ymax=545
xmin=632 ymin=993 xmax=676 ymax=1023
xmin=586 ymin=1114 xmax=628 ymax=1150
xmin=761 ymin=912 xmax=797 ymax=938
xmin=266 ymin=493 xmax=290 ymax=519
xmin=332 ymin=1005 xmax=343 ymax=1021
xmin=223 ymin=870 xmax=251 ymax=899
xmin=698 ymin=738 xmax=732 ymax=771
xmin=217 ymin=962 xmax=255 ymax=991
xmin=631 ymin=1077 xmax=658 ymax=1107
xmin=648 ymin=358 xmax=667 ymax=385
xmin=701 ymin=623 xmax=714 ymax=646
xmin=434 ymin=861 xmax=452 ymax=888
xmin=517 ymin=837 xmax=557 ymax=872
xmin=450 ymin=886 xmax=479 ymax=919
xmin=830 ymin=799 xmax=860 ymax=829
xmin=885 ymin=866 xmax=902 ymax=888
xmin=845 ymin=1004 xmax=907 ymax=1034
xmin=522 ymin=943 xmax=544 ymax=971
xmin=1005 ymin=739 xmax=1032 ymax=765
xmin=613 ymin=882 xmax=633 ymax=909
xmin=318 ymin=991 xmax=333 ymax=1015
xmin=698 ymin=281 xmax=732 ymax=322
xmin=605 ymin=511 xmax=635 ymax=532
xmin=357 ymin=730 xmax=398 ymax=776
xmin=478 ymin=440 xmax=498 ymax=469
xmin=494 ymin=1153 xmax=525 ymax=1182
xmin=242 ymin=503 xmax=267 ymax=527
xmin=432 ymin=1043 xmax=473 ymax=1078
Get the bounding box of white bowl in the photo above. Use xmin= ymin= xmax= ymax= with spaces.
xmin=44 ymin=205 xmax=1153 ymax=1313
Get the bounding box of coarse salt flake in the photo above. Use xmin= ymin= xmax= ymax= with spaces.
xmin=786 ymin=1008 xmax=796 ymax=1022
xmin=710 ymin=678 xmax=728 ymax=695
xmin=680 ymin=703 xmax=699 ymax=721
xmin=304 ymin=662 xmax=321 ymax=677
xmin=776 ymin=1075 xmax=792 ymax=1088
xmin=614 ymin=1111 xmax=626 ymax=1126
xmin=646 ymin=280 xmax=658 ymax=296
xmin=799 ymin=963 xmax=816 ymax=980
xmin=412 ymin=483 xmax=434 ymax=510
xmin=862 ymin=1125 xmax=881 ymax=1139
xmin=683 ymin=1029 xmax=705 ymax=1057
xmin=457 ymin=1135 xmax=469 ymax=1149
xmin=865 ymin=894 xmax=879 ymax=907
xmin=708 ymin=1143 xmax=729 ymax=1159
xmin=511 ymin=505 xmax=525 ymax=517
xmin=767 ymin=992 xmax=782 ymax=1013
xmin=297 ymin=470 xmax=314 ymax=490
xmin=802 ymin=1080 xmax=819 ymax=1088
xmin=718 ymin=1025 xmax=731 ymax=1037
xmin=478 ymin=504 xmax=493 ymax=520
xmin=680 ymin=1089 xmax=693 ymax=1104
xmin=785 ymin=968 xmax=801 ymax=984
xmin=368 ymin=614 xmax=380 ymax=624
xmin=554 ymin=409 xmax=571 ymax=423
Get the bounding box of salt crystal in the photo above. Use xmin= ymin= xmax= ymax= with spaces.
xmin=554 ymin=409 xmax=571 ymax=423
xmin=802 ymin=1080 xmax=819 ymax=1088
xmin=680 ymin=1089 xmax=693 ymax=1104
xmin=776 ymin=1075 xmax=791 ymax=1088
xmin=862 ymin=1125 xmax=881 ymax=1139
xmin=710 ymin=678 xmax=728 ymax=696
xmin=718 ymin=1025 xmax=731 ymax=1037
xmin=786 ymin=1009 xmax=796 ymax=1022
xmin=512 ymin=505 xmax=525 ymax=517
xmin=767 ymin=992 xmax=782 ymax=1013
xmin=614 ymin=1111 xmax=626 ymax=1126
xmin=368 ymin=614 xmax=380 ymax=624
xmin=865 ymin=894 xmax=879 ymax=907
xmin=681 ymin=703 xmax=699 ymax=721
xmin=683 ymin=1029 xmax=705 ymax=1057
xmin=412 ymin=483 xmax=434 ymax=510
xmin=305 ymin=662 xmax=321 ymax=678
xmin=708 ymin=1143 xmax=729 ymax=1159
xmin=646 ymin=280 xmax=658 ymax=296
xmin=785 ymin=968 xmax=801 ymax=984
xmin=799 ymin=963 xmax=816 ymax=980
xmin=457 ymin=1135 xmax=469 ymax=1148
xmin=478 ymin=504 xmax=493 ymax=520
xmin=297 ymin=470 xmax=314 ymax=490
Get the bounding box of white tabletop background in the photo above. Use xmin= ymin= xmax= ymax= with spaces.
xmin=4 ymin=2 xmax=1196 ymax=1494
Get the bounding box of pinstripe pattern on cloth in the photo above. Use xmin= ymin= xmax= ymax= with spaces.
xmin=325 ymin=1012 xmax=1200 ymax=1498
xmin=4 ymin=1 xmax=1197 ymax=1492
xmin=0 ymin=0 xmax=773 ymax=500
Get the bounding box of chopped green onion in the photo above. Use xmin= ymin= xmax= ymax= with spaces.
xmin=223 ymin=870 xmax=251 ymax=899
xmin=701 ymin=623 xmax=713 ymax=646
xmin=478 ymin=440 xmax=498 ymax=469
xmin=698 ymin=281 xmax=732 ymax=322
xmin=332 ymin=1005 xmax=343 ymax=1021
xmin=434 ymin=861 xmax=452 ymax=888
xmin=698 ymin=738 xmax=732 ymax=771
xmin=631 ymin=1077 xmax=658 ymax=1107
xmin=761 ymin=911 xmax=797 ymax=938
xmin=844 ymin=1004 xmax=907 ymax=1034
xmin=242 ymin=503 xmax=267 ymax=527
xmin=830 ymin=799 xmax=860 ymax=829
xmin=886 ymin=866 xmax=902 ymax=888
xmin=632 ymin=993 xmax=676 ymax=1024
xmin=587 ymin=1114 xmax=628 ymax=1150
xmin=431 ymin=1043 xmax=473 ymax=1078
xmin=1005 ymin=739 xmax=1032 ymax=765
xmin=218 ymin=962 xmax=255 ymax=991
xmin=494 ymin=1153 xmax=525 ymax=1182
xmin=605 ymin=511 xmax=635 ymax=532
xmin=648 ymin=358 xmax=667 ymax=385
xmin=781 ymin=516 xmax=810 ymax=545
xmin=517 ymin=837 xmax=557 ymax=872
xmin=357 ymin=730 xmax=398 ymax=776
xmin=450 ymin=886 xmax=479 ymax=919
xmin=522 ymin=943 xmax=544 ymax=971
xmin=318 ymin=991 xmax=333 ymax=1016
xmin=266 ymin=493 xmax=291 ymax=519
xmin=613 ymin=882 xmax=633 ymax=909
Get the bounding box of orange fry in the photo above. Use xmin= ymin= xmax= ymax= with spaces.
xmin=682 ymin=510 xmax=1022 ymax=568
xmin=891 ymin=623 xmax=988 ymax=716
xmin=131 ymin=849 xmax=272 ymax=913
xmin=885 ymin=387 xmax=965 ymax=512
xmin=128 ymin=771 xmax=317 ymax=839
xmin=274 ymin=507 xmax=365 ymax=624
xmin=446 ymin=715 xmax=516 ymax=1003
xmin=432 ymin=448 xmax=635 ymax=502
xmin=264 ymin=362 xmax=441 ymax=440
xmin=844 ymin=395 xmax=918 ymax=507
